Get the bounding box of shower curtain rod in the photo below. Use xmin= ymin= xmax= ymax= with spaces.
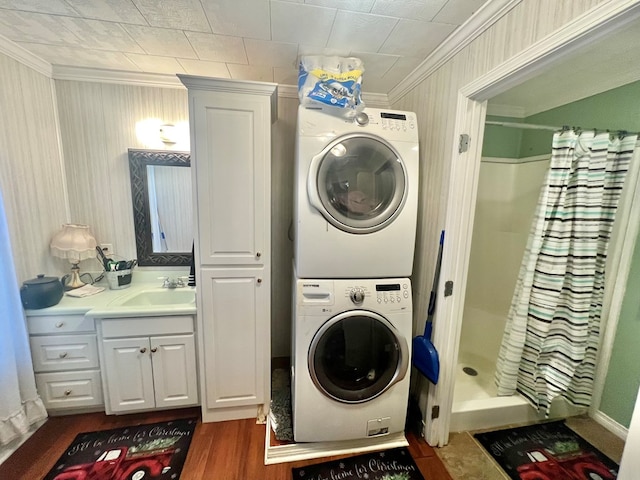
xmin=485 ymin=120 xmax=559 ymax=131
xmin=485 ymin=120 xmax=639 ymax=136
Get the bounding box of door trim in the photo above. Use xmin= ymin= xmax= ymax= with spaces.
xmin=425 ymin=0 xmax=640 ymax=447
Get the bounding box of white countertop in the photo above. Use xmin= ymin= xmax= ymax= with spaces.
xmin=25 ymin=270 xmax=196 ymax=318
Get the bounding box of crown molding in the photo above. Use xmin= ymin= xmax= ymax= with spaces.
xmin=387 ymin=0 xmax=522 ymax=104
xmin=0 ymin=34 xmax=52 ymax=77
xmin=53 ymin=65 xmax=185 ymax=88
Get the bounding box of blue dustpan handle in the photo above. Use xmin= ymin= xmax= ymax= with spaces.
xmin=424 ymin=230 xmax=445 ymax=337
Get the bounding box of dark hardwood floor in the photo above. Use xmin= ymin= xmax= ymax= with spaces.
xmin=0 ymin=408 xmax=453 ymax=479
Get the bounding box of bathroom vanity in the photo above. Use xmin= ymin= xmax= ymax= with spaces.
xmin=25 ymin=272 xmax=198 ymax=416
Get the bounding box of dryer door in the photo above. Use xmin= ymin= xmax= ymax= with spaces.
xmin=308 ymin=310 xmax=409 ymax=403
xmin=308 ymin=133 xmax=407 ymax=234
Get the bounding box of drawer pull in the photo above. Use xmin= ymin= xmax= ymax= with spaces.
xmin=59 ymin=352 xmax=68 ymax=358
xmin=64 ymin=389 xmax=72 ymax=396
xmin=257 ymin=278 xmax=262 ymax=284
xmin=55 ymin=321 xmax=65 ymax=328
xmin=150 ymin=347 xmax=157 ymax=353
xmin=140 ymin=347 xmax=147 ymax=354
xmin=256 ymin=252 xmax=262 ymax=258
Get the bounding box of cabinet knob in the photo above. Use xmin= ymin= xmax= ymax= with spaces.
xmin=55 ymin=321 xmax=64 ymax=328
xmin=140 ymin=347 xmax=147 ymax=354
xmin=64 ymin=389 xmax=72 ymax=396
xmin=150 ymin=347 xmax=157 ymax=353
xmin=59 ymin=352 xmax=68 ymax=358
xmin=256 ymin=252 xmax=262 ymax=258
xmin=257 ymin=278 xmax=262 ymax=284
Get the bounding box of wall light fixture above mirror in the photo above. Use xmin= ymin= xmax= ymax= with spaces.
xmin=128 ymin=149 xmax=192 ymax=267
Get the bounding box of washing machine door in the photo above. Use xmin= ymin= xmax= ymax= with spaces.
xmin=308 ymin=310 xmax=409 ymax=404
xmin=307 ymin=133 xmax=407 ymax=234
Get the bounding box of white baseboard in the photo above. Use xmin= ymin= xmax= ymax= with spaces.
xmin=592 ymin=410 xmax=628 ymax=440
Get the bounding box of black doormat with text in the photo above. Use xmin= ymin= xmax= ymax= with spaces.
xmin=474 ymin=420 xmax=618 ymax=480
xmin=44 ymin=418 xmax=197 ymax=480
xmin=291 ymin=447 xmax=425 ymax=480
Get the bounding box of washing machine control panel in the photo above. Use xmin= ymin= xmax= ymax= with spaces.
xmin=343 ymin=282 xmax=411 ymax=305
xmin=376 ymin=282 xmax=410 ymax=304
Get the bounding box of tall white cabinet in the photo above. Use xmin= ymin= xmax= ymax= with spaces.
xmin=178 ymin=75 xmax=277 ymax=423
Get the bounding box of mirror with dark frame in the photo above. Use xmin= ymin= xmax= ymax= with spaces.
xmin=128 ymin=148 xmax=193 ymax=266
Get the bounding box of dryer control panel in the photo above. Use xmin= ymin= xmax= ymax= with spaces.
xmin=298 ymin=106 xmax=418 ymax=143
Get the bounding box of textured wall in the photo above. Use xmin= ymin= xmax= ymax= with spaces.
xmin=55 ymin=81 xmax=189 ymax=265
xmin=390 ymin=0 xmax=604 ymax=354
xmin=0 ymin=53 xmax=67 ymax=284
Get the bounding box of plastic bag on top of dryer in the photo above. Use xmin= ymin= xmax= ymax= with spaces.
xmin=297 ymin=56 xmax=365 ymax=116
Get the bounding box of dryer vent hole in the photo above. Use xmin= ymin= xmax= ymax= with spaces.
xmin=462 ymin=366 xmax=478 ymax=377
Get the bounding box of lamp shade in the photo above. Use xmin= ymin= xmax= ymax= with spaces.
xmin=50 ymin=224 xmax=97 ymax=263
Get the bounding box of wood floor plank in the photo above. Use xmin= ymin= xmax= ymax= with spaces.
xmin=0 ymin=408 xmax=454 ymax=480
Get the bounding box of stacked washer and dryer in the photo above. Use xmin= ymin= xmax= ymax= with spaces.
xmin=292 ymin=105 xmax=420 ymax=443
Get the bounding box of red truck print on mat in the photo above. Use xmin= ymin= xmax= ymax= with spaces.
xmin=517 ymin=448 xmax=616 ymax=480
xmin=52 ymin=445 xmax=176 ymax=480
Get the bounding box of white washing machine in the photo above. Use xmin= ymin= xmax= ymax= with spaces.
xmin=294 ymin=105 xmax=419 ymax=278
xmin=292 ymin=277 xmax=412 ymax=442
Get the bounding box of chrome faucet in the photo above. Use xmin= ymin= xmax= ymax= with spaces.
xmin=159 ymin=277 xmax=186 ymax=289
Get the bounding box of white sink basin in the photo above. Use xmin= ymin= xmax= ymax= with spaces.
xmin=119 ymin=289 xmax=195 ymax=307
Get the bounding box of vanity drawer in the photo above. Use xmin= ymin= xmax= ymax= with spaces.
xmin=101 ymin=315 xmax=194 ymax=337
xmin=27 ymin=315 xmax=95 ymax=334
xmin=30 ymin=334 xmax=99 ymax=372
xmin=35 ymin=370 xmax=103 ymax=409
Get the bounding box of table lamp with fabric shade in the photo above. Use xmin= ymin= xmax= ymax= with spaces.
xmin=50 ymin=224 xmax=97 ymax=289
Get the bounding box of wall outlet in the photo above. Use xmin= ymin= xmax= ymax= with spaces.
xmin=100 ymin=243 xmax=113 ymax=255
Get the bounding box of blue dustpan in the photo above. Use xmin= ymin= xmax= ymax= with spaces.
xmin=412 ymin=230 xmax=444 ymax=385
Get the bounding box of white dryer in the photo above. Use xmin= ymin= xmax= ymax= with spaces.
xmin=294 ymin=105 xmax=419 ymax=278
xmin=292 ymin=277 xmax=412 ymax=442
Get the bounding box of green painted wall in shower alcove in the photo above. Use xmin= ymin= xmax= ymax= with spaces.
xmin=481 ymin=79 xmax=640 ymax=428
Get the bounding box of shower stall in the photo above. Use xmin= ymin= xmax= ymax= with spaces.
xmin=450 ymin=154 xmax=581 ymax=432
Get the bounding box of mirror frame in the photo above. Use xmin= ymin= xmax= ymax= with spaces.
xmin=128 ymin=148 xmax=192 ymax=267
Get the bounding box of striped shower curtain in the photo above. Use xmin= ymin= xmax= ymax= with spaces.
xmin=495 ymin=130 xmax=637 ymax=414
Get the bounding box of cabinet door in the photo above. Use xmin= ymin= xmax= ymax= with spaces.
xmin=151 ymin=334 xmax=198 ymax=409
xmin=199 ymin=268 xmax=269 ymax=410
xmin=102 ymin=337 xmax=154 ymax=413
xmin=191 ymin=90 xmax=270 ymax=266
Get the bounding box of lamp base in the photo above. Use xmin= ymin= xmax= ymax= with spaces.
xmin=64 ymin=264 xmax=86 ymax=290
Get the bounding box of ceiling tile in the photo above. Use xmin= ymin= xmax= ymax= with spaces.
xmin=362 ymin=55 xmax=421 ymax=93
xmin=433 ymin=0 xmax=487 ymax=24
xmin=371 ymin=0 xmax=447 ymax=22
xmin=379 ymin=19 xmax=455 ymax=57
xmin=0 ymin=0 xmax=79 ymax=15
xmin=19 ymin=42 xmax=140 ymax=70
xmin=350 ymin=51 xmax=400 ymax=78
xmin=0 ymin=11 xmax=80 ymax=45
xmin=327 ymin=11 xmax=397 ymax=52
xmin=62 ymin=0 xmax=147 ymax=24
xmin=125 ymin=53 xmax=186 ymax=73
xmin=305 ymin=0 xmax=375 ymax=13
xmin=274 ymin=65 xmax=298 ymax=85
xmin=200 ymin=0 xmax=270 ymax=40
xmin=244 ymin=39 xmax=298 ymax=68
xmin=298 ymin=45 xmax=345 ymax=57
xmin=131 ymin=0 xmax=211 ymax=32
xmin=123 ymin=24 xmax=197 ymax=58
xmin=227 ymin=63 xmax=274 ymax=82
xmin=177 ymin=58 xmax=231 ymax=77
xmin=184 ymin=31 xmax=247 ymax=63
xmin=57 ymin=17 xmax=145 ymax=53
xmin=271 ymin=1 xmax=336 ymax=46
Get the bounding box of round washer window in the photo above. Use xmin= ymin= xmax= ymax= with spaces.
xmin=313 ymin=134 xmax=407 ymax=233
xmin=308 ymin=311 xmax=406 ymax=403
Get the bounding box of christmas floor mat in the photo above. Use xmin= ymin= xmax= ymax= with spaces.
xmin=474 ymin=420 xmax=619 ymax=480
xmin=44 ymin=418 xmax=197 ymax=480
xmin=291 ymin=447 xmax=425 ymax=480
